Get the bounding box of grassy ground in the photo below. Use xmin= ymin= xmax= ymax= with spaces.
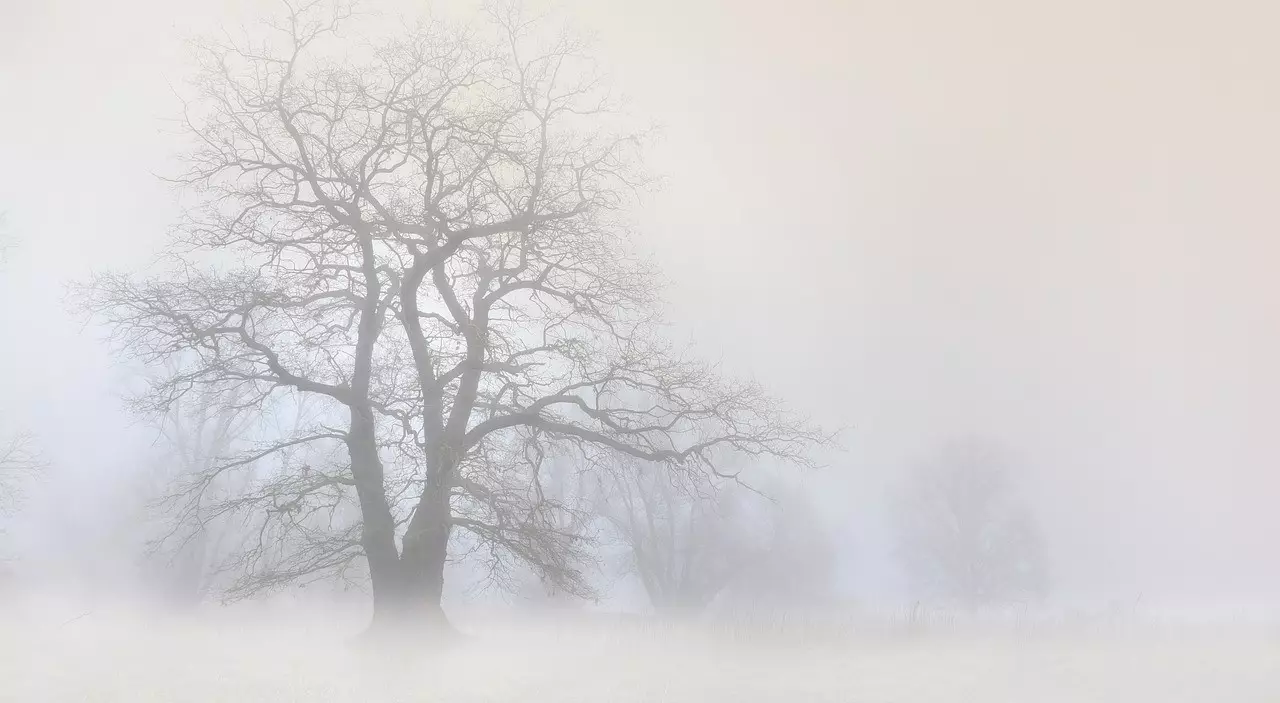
xmin=2 ymin=605 xmax=1277 ymax=701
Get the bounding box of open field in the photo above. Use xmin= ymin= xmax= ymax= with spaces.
xmin=2 ymin=604 xmax=1277 ymax=702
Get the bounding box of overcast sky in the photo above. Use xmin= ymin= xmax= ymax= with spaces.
xmin=3 ymin=0 xmax=1280 ymax=608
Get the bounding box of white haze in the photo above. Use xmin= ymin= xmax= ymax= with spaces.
xmin=2 ymin=0 xmax=1280 ymax=698
xmin=2 ymin=600 xmax=1277 ymax=702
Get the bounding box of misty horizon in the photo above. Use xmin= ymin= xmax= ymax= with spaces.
xmin=1 ymin=0 xmax=1278 ymax=699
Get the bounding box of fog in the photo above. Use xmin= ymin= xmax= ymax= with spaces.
xmin=2 ymin=0 xmax=1279 ymax=699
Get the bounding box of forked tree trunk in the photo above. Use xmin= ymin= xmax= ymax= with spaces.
xmin=348 ymin=414 xmax=457 ymax=641
xmin=367 ymin=530 xmax=453 ymax=639
xmin=366 ymin=575 xmax=452 ymax=635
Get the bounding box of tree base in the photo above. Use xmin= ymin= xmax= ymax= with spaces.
xmin=351 ymin=604 xmax=463 ymax=651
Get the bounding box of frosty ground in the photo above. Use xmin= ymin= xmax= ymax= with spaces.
xmin=2 ymin=601 xmax=1277 ymax=702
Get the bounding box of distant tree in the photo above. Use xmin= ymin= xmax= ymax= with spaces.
xmin=129 ymin=365 xmax=367 ymax=605
xmin=0 ymin=435 xmax=41 ymax=592
xmin=0 ymin=433 xmax=42 ymax=523
xmin=594 ymin=458 xmax=768 ymax=614
xmin=1 ymin=223 xmax=45 ymax=535
xmin=0 ymin=212 xmax=11 ymax=263
xmin=135 ymin=371 xmax=259 ymax=608
xmin=721 ymin=479 xmax=837 ymax=608
xmin=508 ymin=458 xmax=596 ymax=610
xmin=890 ymin=440 xmax=1049 ymax=608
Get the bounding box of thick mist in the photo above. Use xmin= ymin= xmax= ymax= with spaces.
xmin=2 ymin=0 xmax=1279 ymax=699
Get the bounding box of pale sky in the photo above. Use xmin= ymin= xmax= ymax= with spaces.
xmin=3 ymin=0 xmax=1280 ymax=608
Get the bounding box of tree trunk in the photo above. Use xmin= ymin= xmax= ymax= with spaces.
xmin=361 ymin=554 xmax=455 ymax=644
xmin=366 ymin=578 xmax=452 ymax=637
xmin=346 ymin=404 xmax=451 ymax=640
xmin=392 ymin=447 xmax=454 ymax=639
xmin=347 ymin=415 xmax=460 ymax=641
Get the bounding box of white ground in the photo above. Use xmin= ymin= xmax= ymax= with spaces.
xmin=2 ymin=604 xmax=1277 ymax=702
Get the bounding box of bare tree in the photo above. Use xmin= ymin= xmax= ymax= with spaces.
xmin=0 ymin=433 xmax=40 ymax=590
xmin=890 ymin=440 xmax=1049 ymax=608
xmin=84 ymin=1 xmax=829 ymax=637
xmin=0 ymin=217 xmax=44 ymax=568
xmin=508 ymin=457 xmax=596 ymax=610
xmin=0 ymin=433 xmax=42 ymax=524
xmin=0 ymin=212 xmax=12 ymax=264
xmin=133 ymin=366 xmax=265 ymax=608
xmin=720 ymin=479 xmax=838 ymax=608
xmin=598 ymin=467 xmax=836 ymax=614
xmin=594 ymin=458 xmax=768 ymax=614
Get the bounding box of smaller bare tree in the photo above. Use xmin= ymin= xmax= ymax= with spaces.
xmin=890 ymin=439 xmax=1049 ymax=608
xmin=1 ymin=227 xmax=46 ymax=571
xmin=135 ymin=374 xmax=260 ymax=608
xmin=0 ymin=432 xmax=42 ymax=523
xmin=0 ymin=212 xmax=11 ymax=264
xmin=720 ymin=479 xmax=837 ymax=608
xmin=594 ymin=458 xmax=766 ymax=615
xmin=506 ymin=457 xmax=597 ymax=610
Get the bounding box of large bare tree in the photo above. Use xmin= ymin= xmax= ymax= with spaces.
xmin=85 ymin=1 xmax=827 ymax=637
